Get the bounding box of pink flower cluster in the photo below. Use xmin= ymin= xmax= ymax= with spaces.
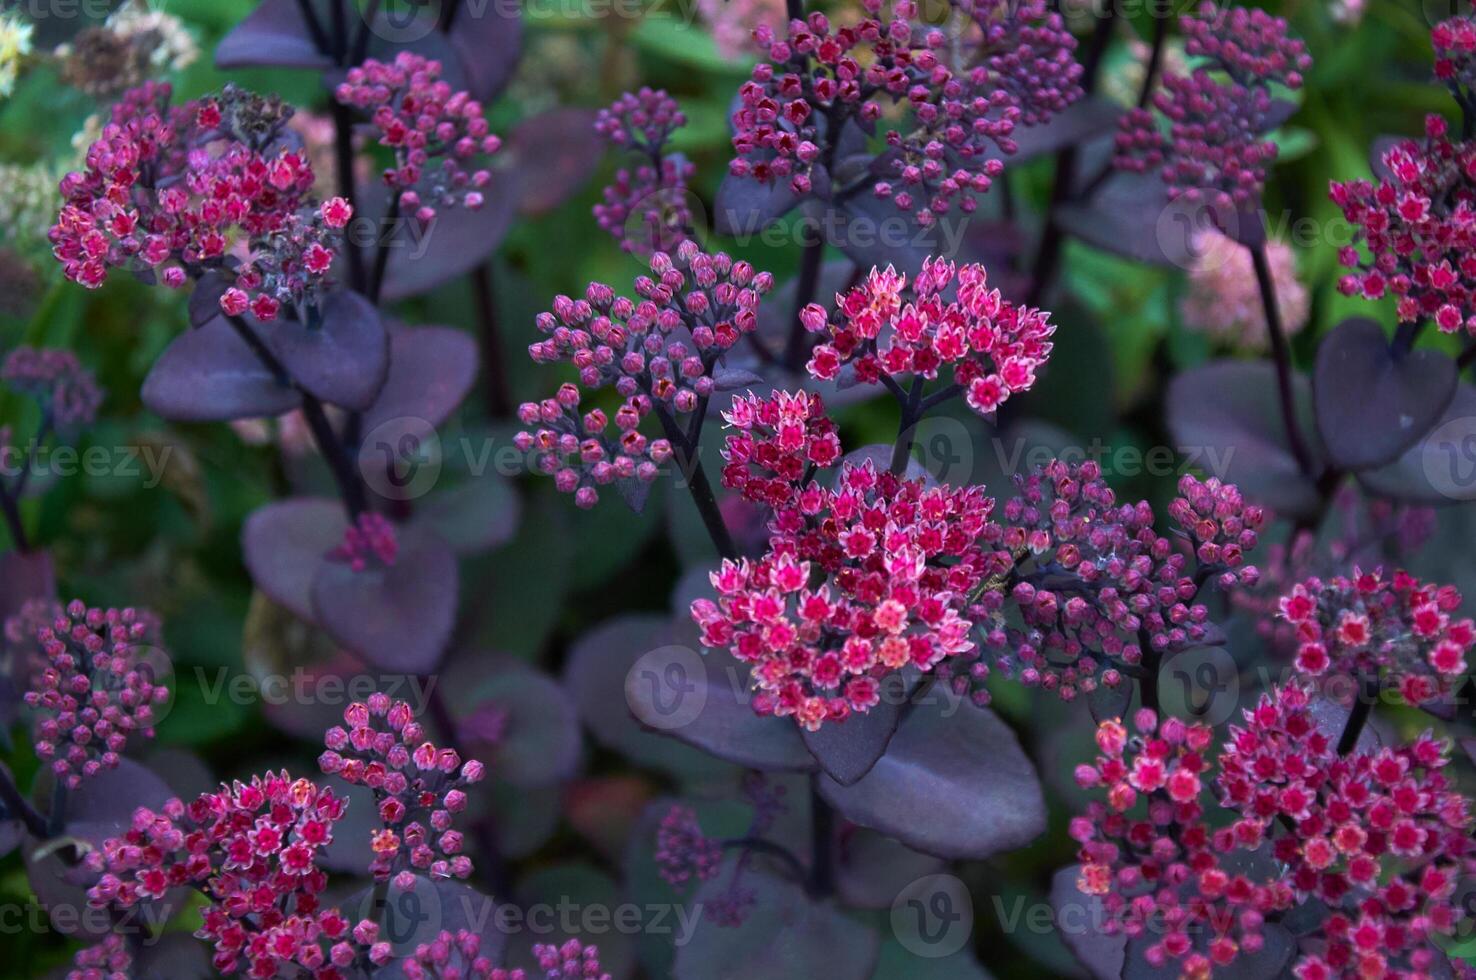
xmin=1277 ymin=568 xmax=1474 ymax=705
xmin=1072 ymin=709 xmax=1297 ymax=977
xmin=949 ymin=0 xmax=1081 ymax=127
xmin=655 ymin=804 xmax=723 ymax=889
xmin=1180 ymin=231 xmax=1310 ymax=350
xmin=335 ymin=52 xmax=502 ymax=225
xmin=803 ymin=259 xmax=1055 ymax=417
xmin=1219 ymin=683 xmax=1472 ymax=979
xmin=953 ymin=468 xmax=1261 ymax=704
xmin=1331 ymin=114 xmax=1476 ymax=330
xmin=691 ymin=457 xmax=1006 ymax=730
xmin=731 ymin=0 xmax=1077 ymax=224
xmin=23 ymin=600 xmax=168 ymax=789
xmin=402 ymin=936 xmax=609 ymax=980
xmin=518 ymin=242 xmax=773 ymax=508
xmin=1 ymin=346 xmax=104 ymax=429
xmin=86 ymin=772 xmax=392 ymax=978
xmin=50 ymin=82 xmax=350 ymax=322
xmin=593 ymin=88 xmax=697 ymax=255
xmin=318 ymin=695 xmax=486 ymax=883
xmin=67 ymin=933 xmax=131 ymax=980
xmin=1115 ymin=3 xmax=1310 ymax=210
xmin=719 ymin=390 xmax=842 ymax=508
xmin=327 ymin=512 xmax=400 ymax=572
xmin=1433 ymin=14 xmax=1476 ymax=93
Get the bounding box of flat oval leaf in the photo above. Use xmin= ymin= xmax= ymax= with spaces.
xmin=835 ymin=830 xmax=946 ymax=911
xmin=801 ymin=670 xmax=914 ymax=786
xmin=445 ymin=1 xmax=523 ymax=101
xmin=412 ymin=474 xmax=521 ymax=555
xmin=143 ymin=318 xmax=300 ymax=422
xmin=564 ymin=615 xmax=732 ymax=779
xmin=265 ymin=291 xmax=389 ymax=411
xmin=714 ymin=172 xmax=802 ymax=237
xmin=1051 ymin=865 xmax=1124 ymax=980
xmin=1055 ymin=169 xmax=1188 ymax=267
xmin=381 ymin=192 xmax=518 ymax=301
xmin=1359 ymin=382 xmax=1476 ymax=503
xmin=349 ymin=876 xmax=506 ymax=978
xmin=1165 ymin=360 xmax=1323 ymax=517
xmin=215 ymin=0 xmax=334 ymax=70
xmin=310 ymin=530 xmax=458 ymax=674
xmin=360 ymin=326 xmax=479 ymax=433
xmin=1313 ymin=317 xmax=1456 ymax=470
xmin=986 ymin=97 xmax=1123 ymax=164
xmin=624 ymin=643 xmax=817 ymax=772
xmin=446 ymin=656 xmax=582 ymax=789
xmin=242 ymin=497 xmax=347 ymax=622
xmin=818 ymin=700 xmax=1045 ymax=860
xmin=674 ymin=862 xmax=880 ymax=980
xmin=506 ymin=108 xmax=601 ymax=216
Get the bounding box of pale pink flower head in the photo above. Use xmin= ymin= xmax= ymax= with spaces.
xmin=1180 ymin=230 xmax=1309 ymax=350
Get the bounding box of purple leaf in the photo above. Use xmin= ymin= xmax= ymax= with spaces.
xmin=264 ymin=291 xmax=389 ymax=411
xmin=624 ymin=644 xmax=817 ymax=772
xmin=831 ymin=195 xmax=955 ymax=279
xmin=380 ymin=192 xmax=518 ymax=302
xmin=215 ymin=0 xmax=334 ymax=70
xmin=134 ymin=932 xmax=215 ymax=978
xmin=1358 ymin=381 xmax=1476 ymax=503
xmin=143 ymin=318 xmax=300 ymax=422
xmin=360 ymin=326 xmax=479 ymax=433
xmin=412 ymin=475 xmax=521 ymax=555
xmin=835 ymin=830 xmax=946 ymax=910
xmin=189 ymin=271 xmax=233 ymax=328
xmin=1050 ymin=866 xmax=1125 ymax=980
xmin=1165 ymin=360 xmax=1323 ymax=517
xmin=315 ymin=777 xmax=377 ymax=874
xmin=1054 ymin=170 xmax=1193 ymax=267
xmin=674 ymin=862 xmax=880 ymax=980
xmin=443 ymin=657 xmax=582 ymax=788
xmin=505 ymin=108 xmax=602 ymax=216
xmin=1313 ymin=317 xmax=1456 ymax=470
xmin=710 ymin=365 xmax=766 ymax=392
xmin=800 ymin=670 xmax=913 ymax=786
xmin=1258 ymin=98 xmax=1300 ymax=134
xmin=242 ymin=497 xmax=347 ymax=622
xmin=310 ymin=530 xmax=459 ymax=674
xmin=564 ymin=615 xmax=732 ymax=779
xmin=444 ymin=1 xmax=523 ymax=102
xmin=987 ymin=97 xmax=1123 ymax=164
xmin=713 ymin=173 xmax=802 ymax=237
xmin=817 ymin=700 xmax=1045 ymax=860
xmin=348 ymin=876 xmax=506 ymax=978
xmin=0 ymin=549 xmax=55 ymax=622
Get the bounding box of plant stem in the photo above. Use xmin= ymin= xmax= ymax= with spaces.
xmin=652 ymin=404 xmax=737 ymax=560
xmin=328 ymin=0 xmax=348 ymax=62
xmin=786 ymin=0 xmax=804 ymax=21
xmin=471 ymin=263 xmax=513 ymax=417
xmin=808 ymin=775 xmax=834 ymax=897
xmin=351 ymin=0 xmax=380 ymax=65
xmin=330 ymin=102 xmax=366 ymax=293
xmin=1337 ymin=672 xmax=1379 ymax=756
xmin=367 ymin=195 xmax=399 ymax=306
xmin=786 ymin=228 xmax=825 ymax=371
xmin=0 ymin=766 xmax=48 ymax=839
xmin=1248 ymin=242 xmax=1317 ymax=478
xmin=721 ymin=838 xmax=808 ymax=886
xmin=0 ymin=484 xmax=28 ymax=553
xmin=889 ymin=378 xmax=924 ymax=476
xmin=294 ymin=0 xmax=332 ymax=54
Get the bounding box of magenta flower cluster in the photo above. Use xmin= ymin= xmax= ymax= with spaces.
xmin=86 ymin=771 xmax=392 ymax=978
xmin=1278 ymin=567 xmax=1474 ymax=705
xmin=592 ymin=87 xmax=697 ymax=255
xmin=402 ymin=936 xmax=610 ymax=980
xmin=731 ymin=0 xmax=1080 ymax=225
xmin=719 ymin=389 xmax=843 ymax=509
xmin=949 ymin=0 xmax=1081 ymax=127
xmin=50 ymin=82 xmax=352 ymax=322
xmin=1331 ymin=113 xmax=1476 ymax=331
xmin=1115 ymin=2 xmax=1310 ymax=211
xmin=319 ymin=694 xmax=485 ymax=884
xmin=23 ymin=600 xmax=168 ymax=790
xmin=518 ymin=241 xmax=773 ymax=508
xmin=335 ymin=52 xmax=502 ymax=224
xmin=803 ymin=259 xmax=1055 ymax=417
xmin=1 ymin=346 xmax=103 ymax=430
xmin=654 ymin=804 xmax=723 ymax=890
xmin=691 ymin=449 xmax=1004 ymax=730
xmin=327 ymin=512 xmax=400 ymax=573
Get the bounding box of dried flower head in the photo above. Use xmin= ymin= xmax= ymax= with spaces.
xmin=804 ymin=259 xmax=1055 ymax=417
xmin=55 ymin=0 xmax=198 ymax=97
xmin=23 ymin=599 xmax=168 ymax=789
xmin=1277 ymin=568 xmax=1474 ymax=705
xmin=0 ymin=12 xmax=32 ymax=98
xmin=335 ymin=52 xmax=502 ymax=225
xmin=319 ymin=694 xmax=486 ymax=882
xmin=519 ymin=241 xmax=773 ymax=509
